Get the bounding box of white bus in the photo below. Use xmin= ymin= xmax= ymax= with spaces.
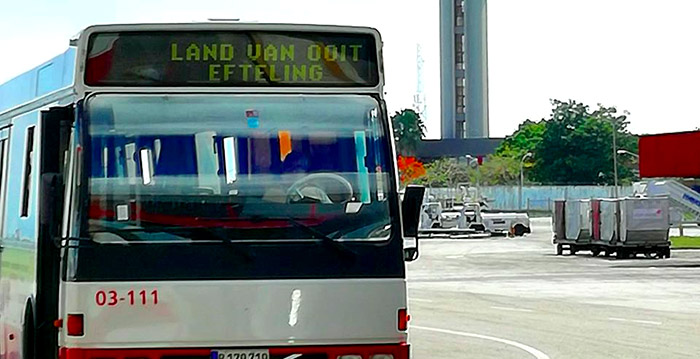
xmin=0 ymin=23 xmax=425 ymax=359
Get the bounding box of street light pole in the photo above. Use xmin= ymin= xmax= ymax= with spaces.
xmin=465 ymin=155 xmax=479 ymax=201
xmin=617 ymin=149 xmax=640 ymax=183
xmin=612 ymin=119 xmax=619 ymax=198
xmin=617 ymin=149 xmax=639 ymax=159
xmin=519 ymin=152 xmax=533 ymax=210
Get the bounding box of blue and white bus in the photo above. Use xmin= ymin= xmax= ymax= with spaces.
xmin=0 ymin=22 xmax=424 ymax=359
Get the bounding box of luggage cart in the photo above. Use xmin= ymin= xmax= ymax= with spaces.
xmin=553 ymin=199 xmax=593 ymax=255
xmin=589 ymin=198 xmax=618 ymax=257
xmin=606 ymin=197 xmax=671 ymax=259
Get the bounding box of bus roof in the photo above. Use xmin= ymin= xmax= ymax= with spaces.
xmin=0 ymin=22 xmax=383 ymax=118
xmin=79 ymin=22 xmax=381 ymax=34
xmin=0 ymin=48 xmax=76 ymax=117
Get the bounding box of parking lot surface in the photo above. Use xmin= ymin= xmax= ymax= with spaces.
xmin=408 ymin=218 xmax=700 ymax=359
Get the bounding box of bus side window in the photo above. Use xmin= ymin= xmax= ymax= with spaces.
xmin=124 ymin=143 xmax=137 ymax=184
xmin=139 ymin=148 xmax=155 ymax=185
xmin=0 ymin=134 xmax=9 ymax=234
xmin=223 ymin=137 xmax=238 ymax=184
xmin=20 ymin=126 xmax=36 ymax=217
xmin=115 ymin=146 xmax=125 ymax=178
xmin=153 ymin=139 xmax=161 ymax=164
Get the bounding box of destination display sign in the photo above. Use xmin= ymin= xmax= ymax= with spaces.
xmin=85 ymin=31 xmax=379 ymax=87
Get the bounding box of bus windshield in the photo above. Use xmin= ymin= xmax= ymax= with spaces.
xmin=84 ymin=94 xmax=393 ymax=243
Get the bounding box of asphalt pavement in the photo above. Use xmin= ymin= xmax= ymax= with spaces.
xmin=407 ymin=217 xmax=700 ymax=359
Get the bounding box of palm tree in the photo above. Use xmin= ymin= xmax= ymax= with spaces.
xmin=391 ymin=109 xmax=426 ymax=156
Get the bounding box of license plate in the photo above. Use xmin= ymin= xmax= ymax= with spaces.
xmin=211 ymin=349 xmax=270 ymax=359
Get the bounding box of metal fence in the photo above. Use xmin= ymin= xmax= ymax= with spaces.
xmin=425 ymin=185 xmax=635 ymax=212
xmin=526 ymin=198 xmax=553 ymax=212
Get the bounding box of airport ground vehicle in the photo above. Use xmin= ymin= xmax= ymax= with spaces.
xmin=0 ymin=22 xmax=423 ymax=359
xmin=481 ymin=212 xmax=530 ymax=236
xmin=419 ymin=202 xmax=442 ymax=229
xmin=553 ymin=199 xmax=592 ymax=255
xmin=418 ymin=200 xmax=530 ymax=237
xmin=553 ymin=197 xmax=670 ymax=258
xmin=456 ymin=185 xmax=530 ymax=236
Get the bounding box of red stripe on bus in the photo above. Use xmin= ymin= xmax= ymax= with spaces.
xmin=60 ymin=343 xmax=409 ymax=359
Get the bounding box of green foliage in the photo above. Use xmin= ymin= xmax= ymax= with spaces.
xmin=417 ymin=158 xmax=469 ymax=187
xmin=419 ymin=99 xmax=640 ymax=187
xmin=495 ymin=120 xmax=546 ymax=159
xmin=472 ymin=155 xmax=521 ymax=186
xmin=391 ymin=109 xmax=426 ymax=156
xmin=528 ymin=100 xmax=638 ymax=185
xmin=416 ymin=155 xmax=521 ymax=187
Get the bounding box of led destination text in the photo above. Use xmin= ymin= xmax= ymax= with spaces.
xmin=170 ymin=43 xmax=364 ymax=83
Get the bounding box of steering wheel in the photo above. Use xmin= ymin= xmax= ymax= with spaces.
xmin=286 ymin=173 xmax=354 ymax=204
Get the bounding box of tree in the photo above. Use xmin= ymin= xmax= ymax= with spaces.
xmin=495 ymin=120 xmax=546 ymax=159
xmin=416 ymin=158 xmax=469 ymax=188
xmin=529 ymin=100 xmax=638 ymax=185
xmin=392 ymin=109 xmax=426 ymax=156
xmin=397 ymin=156 xmax=426 ymax=185
xmin=416 ymin=155 xmax=521 ymax=187
xmin=470 ymin=155 xmax=521 ymax=186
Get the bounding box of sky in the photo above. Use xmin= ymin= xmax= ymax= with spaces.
xmin=1 ymin=0 xmax=699 ymax=139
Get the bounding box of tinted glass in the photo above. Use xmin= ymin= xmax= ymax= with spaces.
xmin=85 ymin=31 xmax=379 ymax=87
xmin=85 ymin=94 xmax=392 ymax=242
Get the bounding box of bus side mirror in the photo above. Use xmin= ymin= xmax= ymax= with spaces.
xmin=401 ymin=185 xmax=425 ymax=262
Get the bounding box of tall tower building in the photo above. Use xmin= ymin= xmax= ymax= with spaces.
xmin=440 ymin=0 xmax=489 ymax=139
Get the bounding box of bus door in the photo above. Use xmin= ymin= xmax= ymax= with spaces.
xmin=0 ymin=128 xmax=8 ymax=329
xmin=0 ymin=129 xmax=8 ymax=277
xmin=35 ymin=106 xmax=72 ymax=359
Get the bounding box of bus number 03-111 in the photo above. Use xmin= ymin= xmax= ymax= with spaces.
xmin=95 ymin=289 xmax=159 ymax=306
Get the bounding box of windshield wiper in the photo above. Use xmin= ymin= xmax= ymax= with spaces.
xmin=90 ymin=228 xmax=143 ymax=241
xmin=283 ymin=217 xmax=357 ymax=261
xmin=185 ymin=227 xmax=254 ymax=263
xmin=89 ymin=224 xmax=253 ymax=262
